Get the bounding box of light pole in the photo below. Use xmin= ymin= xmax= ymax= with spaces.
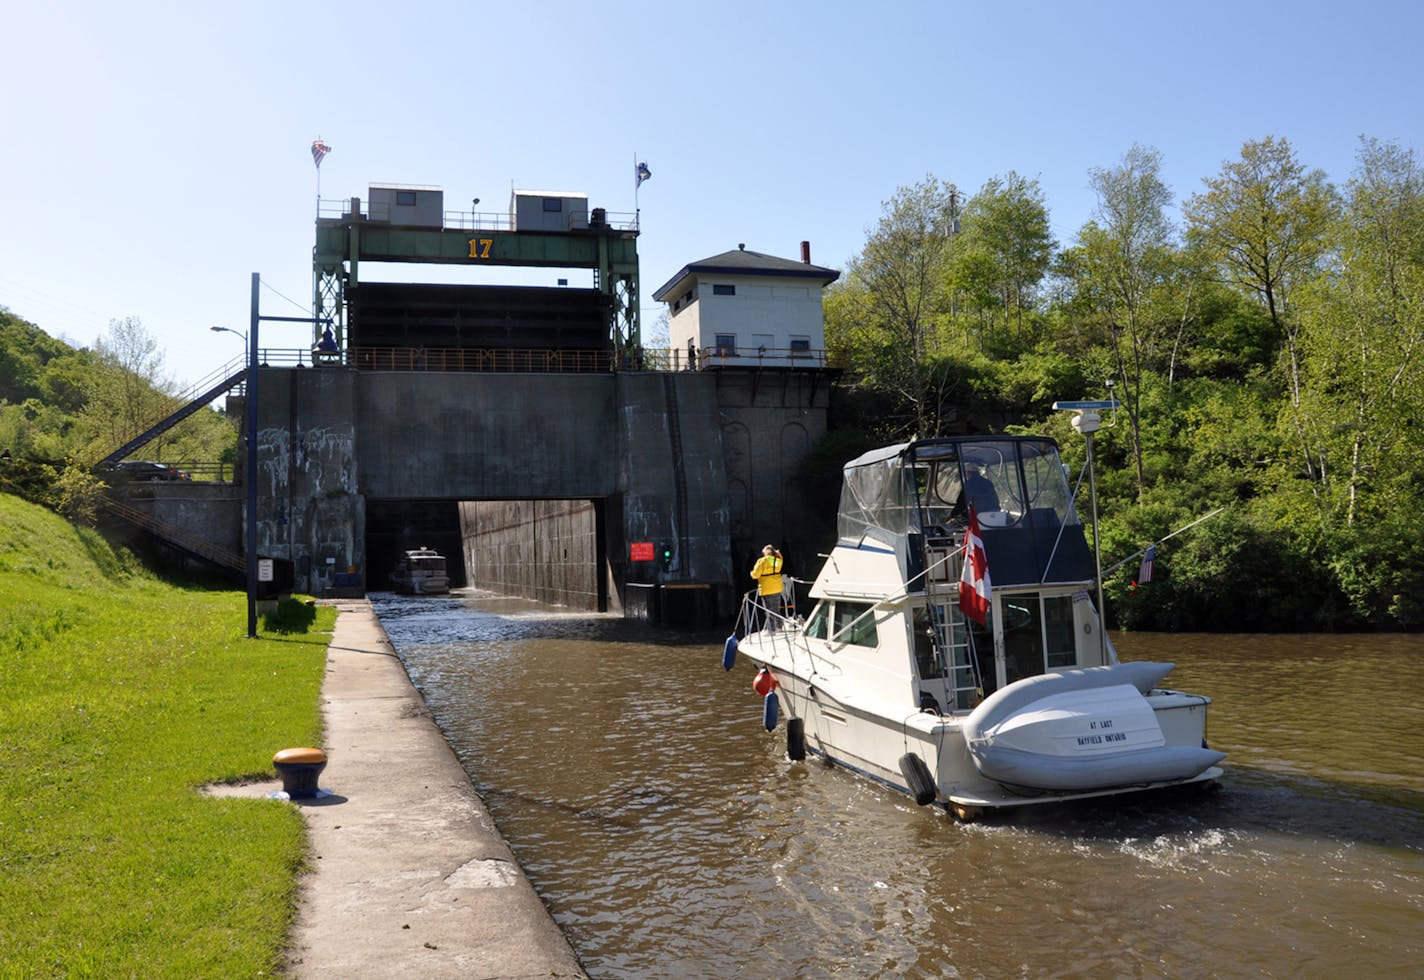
xmin=246 ymin=277 xmax=260 ymax=638
xmin=1053 ymin=398 xmax=1121 ymax=665
xmin=211 ymin=324 xmax=247 ymax=346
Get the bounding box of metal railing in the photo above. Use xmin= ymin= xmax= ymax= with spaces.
xmin=87 ymin=358 xmax=249 ymax=467
xmin=350 ymin=346 xmax=616 ymax=373
xmin=101 ymin=495 xmax=245 ymax=572
xmin=335 ymin=345 xmax=831 ymax=374
xmin=677 ymin=345 xmax=830 ymax=371
xmin=316 ymin=197 xmax=640 ymax=233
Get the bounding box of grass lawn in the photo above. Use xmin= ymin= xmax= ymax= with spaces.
xmin=0 ymin=494 xmax=334 ymax=975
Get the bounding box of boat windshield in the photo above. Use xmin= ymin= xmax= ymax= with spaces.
xmin=836 ymin=438 xmax=1078 ymax=541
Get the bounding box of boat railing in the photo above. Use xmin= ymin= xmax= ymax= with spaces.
xmin=738 ymin=590 xmax=800 ymax=636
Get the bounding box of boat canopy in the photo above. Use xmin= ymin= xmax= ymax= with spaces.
xmin=836 ymin=436 xmax=1096 ymax=587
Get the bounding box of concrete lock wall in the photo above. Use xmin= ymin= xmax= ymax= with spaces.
xmin=247 ymin=365 xmax=822 ymax=619
xmin=614 ymin=372 xmax=735 ymax=617
xmin=715 ymin=371 xmax=831 ymax=595
xmin=254 ymin=366 xmax=363 ymax=594
xmin=355 ymin=373 xmax=619 ymax=500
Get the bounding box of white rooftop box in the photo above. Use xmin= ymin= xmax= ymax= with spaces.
xmin=510 ymin=190 xmax=589 ymax=232
xmin=369 ymin=183 xmax=443 ymax=227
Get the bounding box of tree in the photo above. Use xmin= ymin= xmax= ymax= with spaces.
xmin=952 ymin=172 xmax=1056 ymax=347
xmin=81 ymin=317 xmax=177 ymax=458
xmin=1068 ymin=145 xmax=1185 ymax=497
xmin=828 ymin=175 xmax=958 ymax=437
xmin=1184 ymin=136 xmax=1338 ymax=487
xmin=1304 ymin=134 xmax=1424 ymax=532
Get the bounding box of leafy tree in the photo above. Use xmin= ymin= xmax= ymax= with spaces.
xmin=79 ymin=317 xmax=177 ymax=457
xmin=827 ymin=175 xmax=958 ymax=437
xmin=0 ymin=309 xmax=74 ymax=404
xmin=1283 ymin=138 xmax=1424 ymax=625
xmin=53 ymin=461 xmax=108 ymax=526
xmin=1063 ymin=145 xmax=1186 ymax=497
xmin=952 ymin=172 xmax=1056 ymax=347
xmin=1184 ymin=136 xmax=1338 ymax=489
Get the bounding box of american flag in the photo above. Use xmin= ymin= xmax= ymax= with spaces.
xmin=1138 ymin=544 xmax=1156 ymax=584
xmin=311 ymin=138 xmax=331 ymax=168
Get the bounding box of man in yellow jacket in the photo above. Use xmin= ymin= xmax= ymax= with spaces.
xmin=749 ymin=544 xmax=784 ymax=630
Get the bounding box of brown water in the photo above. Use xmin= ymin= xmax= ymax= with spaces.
xmin=373 ymin=593 xmax=1424 ymax=979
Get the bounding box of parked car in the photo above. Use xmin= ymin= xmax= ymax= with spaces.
xmin=103 ymin=460 xmax=185 ymax=482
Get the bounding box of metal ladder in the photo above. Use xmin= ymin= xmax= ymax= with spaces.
xmin=920 ymin=534 xmax=981 ymax=711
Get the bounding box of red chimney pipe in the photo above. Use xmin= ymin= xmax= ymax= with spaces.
xmin=800 ymin=240 xmax=811 ymax=264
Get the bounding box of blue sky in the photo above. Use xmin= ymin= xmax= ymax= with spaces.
xmin=2 ymin=0 xmax=1419 ymax=388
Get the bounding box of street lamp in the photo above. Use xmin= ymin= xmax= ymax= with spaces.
xmin=211 ymin=325 xmax=247 ymax=344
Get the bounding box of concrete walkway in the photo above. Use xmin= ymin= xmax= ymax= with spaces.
xmin=233 ymin=598 xmax=587 ymax=977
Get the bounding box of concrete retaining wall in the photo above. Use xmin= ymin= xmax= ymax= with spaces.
xmin=356 ymin=372 xmax=618 ymax=499
xmin=237 ymin=364 xmax=827 ymax=618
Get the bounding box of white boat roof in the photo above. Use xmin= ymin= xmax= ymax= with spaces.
xmin=844 ymin=442 xmax=911 ymax=469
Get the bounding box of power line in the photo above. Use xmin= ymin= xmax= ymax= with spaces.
xmin=259 ymin=278 xmax=311 ymax=315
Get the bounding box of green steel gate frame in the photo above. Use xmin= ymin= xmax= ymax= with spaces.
xmin=313 ymin=210 xmax=641 ymax=357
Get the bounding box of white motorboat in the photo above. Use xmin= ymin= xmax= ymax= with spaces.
xmin=728 ymin=418 xmax=1223 ymax=820
xmin=390 ymin=546 xmax=451 ymax=595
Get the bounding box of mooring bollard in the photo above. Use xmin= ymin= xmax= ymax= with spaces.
xmin=272 ymin=746 xmax=327 ymax=799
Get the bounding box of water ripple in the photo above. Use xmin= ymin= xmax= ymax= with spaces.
xmin=375 ymin=596 xmax=1424 ymax=979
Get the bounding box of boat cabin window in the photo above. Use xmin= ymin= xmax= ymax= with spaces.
xmin=959 ymin=445 xmax=1015 ymax=525
xmin=831 ymin=601 xmax=878 ymax=648
xmin=1019 ymin=440 xmax=1077 ymax=528
xmin=804 ymin=604 xmax=829 ymax=640
xmin=909 ymin=443 xmax=1034 ymax=529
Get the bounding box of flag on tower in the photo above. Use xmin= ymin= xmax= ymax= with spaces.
xmin=636 ymin=161 xmax=651 ymax=187
xmin=959 ymin=506 xmax=992 ymax=625
xmin=311 ymin=138 xmax=331 ymax=168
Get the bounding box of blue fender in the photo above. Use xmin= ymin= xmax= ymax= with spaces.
xmin=721 ymin=635 xmax=738 ymax=672
xmin=762 ymin=690 xmax=779 ymax=731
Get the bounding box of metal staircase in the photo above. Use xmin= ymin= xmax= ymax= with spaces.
xmin=93 ymin=361 xmax=248 ymax=467
xmin=89 ymin=356 xmax=251 ymax=578
xmin=100 ymin=496 xmax=245 ymax=574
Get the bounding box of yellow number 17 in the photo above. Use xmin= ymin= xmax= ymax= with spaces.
xmin=467 ymin=238 xmax=493 ymax=259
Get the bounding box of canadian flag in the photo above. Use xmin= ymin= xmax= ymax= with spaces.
xmin=959 ymin=505 xmax=992 ymax=625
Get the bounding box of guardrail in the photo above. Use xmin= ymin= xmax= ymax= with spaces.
xmin=351 ymin=346 xmax=616 ymax=373
xmin=278 ymin=345 xmax=832 ymax=374
xmin=316 ymin=198 xmax=640 ymax=233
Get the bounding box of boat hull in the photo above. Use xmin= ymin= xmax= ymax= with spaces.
xmin=746 ymin=639 xmax=1220 ymax=812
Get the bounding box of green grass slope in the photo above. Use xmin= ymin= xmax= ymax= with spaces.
xmin=0 ymin=494 xmax=334 ymax=976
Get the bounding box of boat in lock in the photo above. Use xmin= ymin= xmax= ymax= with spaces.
xmin=390 ymin=546 xmax=451 ymax=595
xmin=727 ymin=414 xmax=1223 ymax=820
